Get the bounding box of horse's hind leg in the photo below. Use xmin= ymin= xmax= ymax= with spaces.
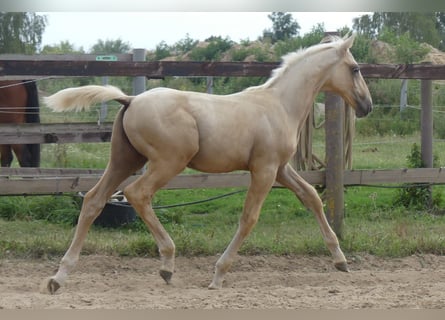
xmin=0 ymin=145 xmax=13 ymax=167
xmin=42 ymin=109 xmax=147 ymax=294
xmin=276 ymin=163 xmax=348 ymax=271
xmin=43 ymin=158 xmax=146 ymax=294
xmin=14 ymin=144 xmax=40 ymax=167
xmin=12 ymin=144 xmax=31 ymax=167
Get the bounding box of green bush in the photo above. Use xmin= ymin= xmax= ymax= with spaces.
xmin=188 ymin=36 xmax=234 ymax=61
xmin=0 ymin=195 xmax=80 ymax=224
xmin=349 ymin=34 xmax=377 ymax=63
xmin=367 ymin=79 xmax=421 ymax=106
xmin=392 ymin=143 xmax=443 ymax=210
xmin=154 ymin=41 xmax=171 ymax=60
xmin=378 ymin=27 xmax=429 ymax=63
xmin=434 ymin=109 xmax=445 ymax=139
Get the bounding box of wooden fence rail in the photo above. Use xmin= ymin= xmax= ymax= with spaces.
xmin=1 ymin=168 xmax=445 ymax=196
xmin=1 ymin=59 xmax=445 ymax=80
xmin=0 ymin=123 xmax=113 ymax=144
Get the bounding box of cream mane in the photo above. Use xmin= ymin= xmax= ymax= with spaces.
xmin=249 ymin=36 xmax=345 ymax=91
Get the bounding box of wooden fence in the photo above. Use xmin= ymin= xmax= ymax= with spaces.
xmin=1 ymin=51 xmax=445 ymax=236
xmin=2 ymin=167 xmax=445 ymax=196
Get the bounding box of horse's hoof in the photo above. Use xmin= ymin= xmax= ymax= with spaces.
xmin=208 ymin=283 xmax=221 ymax=290
xmin=334 ymin=262 xmax=349 ymax=272
xmin=40 ymin=277 xmax=61 ymax=295
xmin=208 ymin=280 xmax=223 ymax=290
xmin=159 ymin=270 xmax=173 ymax=284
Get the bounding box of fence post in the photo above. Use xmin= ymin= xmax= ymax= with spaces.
xmin=100 ymin=76 xmax=109 ymax=123
xmin=400 ymin=79 xmax=408 ymax=112
xmin=132 ymin=48 xmax=147 ymax=173
xmin=323 ymin=32 xmax=345 ymax=238
xmin=132 ymin=48 xmax=146 ymax=95
xmin=206 ymin=76 xmax=214 ymax=94
xmin=324 ymin=92 xmax=345 ymax=238
xmin=420 ymin=61 xmax=433 ymax=207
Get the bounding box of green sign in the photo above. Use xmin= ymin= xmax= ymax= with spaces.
xmin=95 ymin=55 xmax=118 ymax=61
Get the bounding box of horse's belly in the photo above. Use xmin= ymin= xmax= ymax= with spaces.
xmin=187 ymin=149 xmax=249 ymax=173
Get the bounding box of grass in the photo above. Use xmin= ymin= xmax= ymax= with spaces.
xmin=1 ymin=186 xmax=445 ymax=259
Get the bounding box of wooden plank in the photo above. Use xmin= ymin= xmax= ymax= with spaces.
xmin=0 ymin=173 xmax=252 ymax=195
xmin=0 ymin=167 xmax=106 ymax=176
xmin=0 ymin=54 xmax=133 ymax=61
xmin=0 ymin=59 xmax=444 ymax=79
xmin=0 ymin=60 xmax=279 ymax=78
xmin=0 ymin=54 xmax=132 ymax=80
xmin=0 ymin=171 xmax=322 ymax=195
xmin=344 ymin=168 xmax=445 ymax=185
xmin=1 ymin=169 xmax=445 ymax=196
xmin=0 ymin=76 xmax=68 ymax=81
xmin=359 ymin=63 xmax=445 ymax=80
xmin=0 ymin=122 xmax=113 ymax=144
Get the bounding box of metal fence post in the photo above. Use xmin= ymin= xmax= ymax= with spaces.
xmin=400 ymin=79 xmax=408 ymax=112
xmin=132 ymin=48 xmax=146 ymax=95
xmin=132 ymin=49 xmax=147 ymax=173
xmin=100 ymin=76 xmax=109 ymax=123
xmin=206 ymin=76 xmax=213 ymax=94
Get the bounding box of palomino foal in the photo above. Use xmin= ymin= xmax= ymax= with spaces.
xmin=42 ymin=35 xmax=372 ymax=294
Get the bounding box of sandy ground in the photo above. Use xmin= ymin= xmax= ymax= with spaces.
xmin=1 ymin=253 xmax=445 ymax=309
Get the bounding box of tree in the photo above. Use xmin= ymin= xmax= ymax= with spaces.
xmin=0 ymin=12 xmax=47 ymax=54
xmin=353 ymin=12 xmax=442 ymax=48
xmin=39 ymin=41 xmax=91 ymax=93
xmin=189 ymin=36 xmax=233 ymax=61
xmin=41 ymin=41 xmax=85 ymax=54
xmin=435 ymin=12 xmax=445 ymax=50
xmin=272 ymin=23 xmax=325 ymax=59
xmin=90 ymin=38 xmax=131 ymax=54
xmin=154 ymin=41 xmax=171 ymax=60
xmin=173 ymin=33 xmax=198 ymax=55
xmin=264 ymin=12 xmax=300 ymax=43
xmin=379 ymin=27 xmax=429 ymax=63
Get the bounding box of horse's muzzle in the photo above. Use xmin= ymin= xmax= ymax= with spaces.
xmin=354 ymin=96 xmax=373 ymax=118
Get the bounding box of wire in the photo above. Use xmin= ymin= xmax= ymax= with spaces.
xmin=78 ymin=189 xmax=248 ymax=210
xmin=0 ymin=77 xmax=54 ymax=90
xmin=346 ymin=182 xmax=445 ymax=189
xmin=152 ymin=189 xmax=247 ymax=210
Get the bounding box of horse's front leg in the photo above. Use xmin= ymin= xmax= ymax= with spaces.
xmin=209 ymin=167 xmax=277 ymax=289
xmin=276 ymin=163 xmax=348 ymax=271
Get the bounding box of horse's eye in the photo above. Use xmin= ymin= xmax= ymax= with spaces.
xmin=352 ymin=66 xmax=360 ymax=74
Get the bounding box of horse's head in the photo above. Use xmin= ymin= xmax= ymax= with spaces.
xmin=322 ymin=35 xmax=373 ymax=118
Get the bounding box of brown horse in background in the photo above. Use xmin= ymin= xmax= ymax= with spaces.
xmin=0 ymin=80 xmax=40 ymax=167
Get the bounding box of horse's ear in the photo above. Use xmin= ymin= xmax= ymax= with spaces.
xmin=340 ymin=34 xmax=355 ymax=53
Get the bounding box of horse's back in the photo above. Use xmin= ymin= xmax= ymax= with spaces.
xmin=125 ymin=86 xmax=294 ymax=173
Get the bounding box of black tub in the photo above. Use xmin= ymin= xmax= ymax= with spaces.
xmin=78 ymin=192 xmax=136 ymax=228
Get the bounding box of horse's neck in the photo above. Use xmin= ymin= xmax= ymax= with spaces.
xmin=268 ymin=49 xmax=339 ymax=124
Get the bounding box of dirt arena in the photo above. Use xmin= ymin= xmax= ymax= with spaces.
xmin=1 ymin=253 xmax=444 ymax=309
